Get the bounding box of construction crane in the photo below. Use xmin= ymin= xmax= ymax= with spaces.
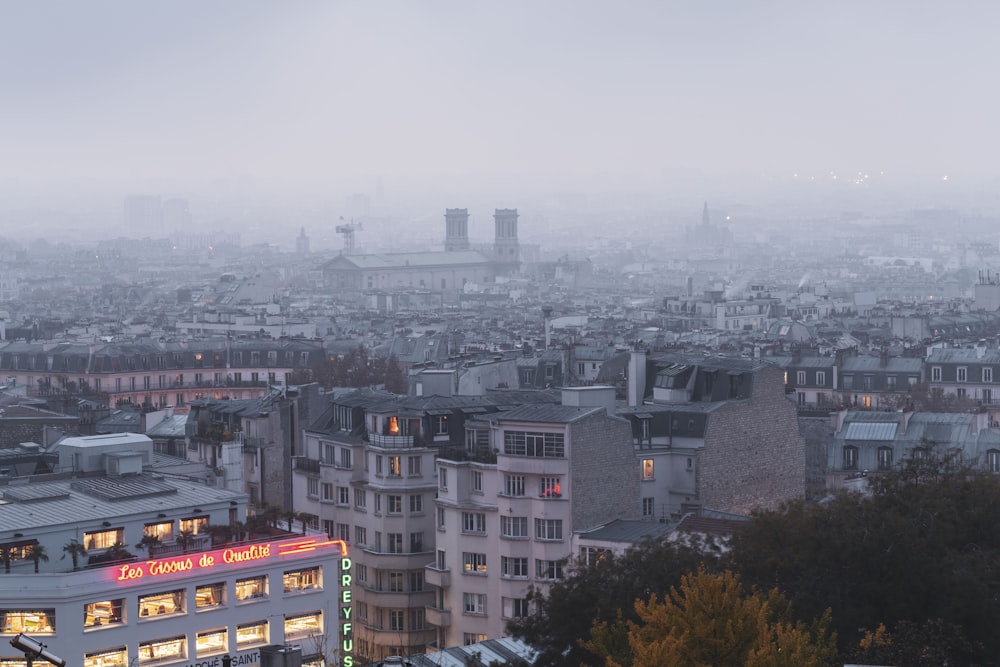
xmin=335 ymin=219 xmax=363 ymax=255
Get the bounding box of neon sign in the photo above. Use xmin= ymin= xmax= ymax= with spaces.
xmin=113 ymin=537 xmax=347 ymax=583
xmin=340 ymin=556 xmax=353 ymax=667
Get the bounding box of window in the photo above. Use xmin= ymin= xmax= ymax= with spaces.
xmin=986 ymin=368 xmax=994 ymax=383
xmin=387 ymin=495 xmax=402 ymax=515
xmin=642 ymin=458 xmax=654 ymax=480
xmin=439 ymin=467 xmax=448 ymax=490
xmin=337 ymin=487 xmax=350 ymax=506
xmin=321 ymin=483 xmax=335 ymax=502
xmin=958 ymin=388 xmax=967 ymax=399
xmin=409 ymin=607 xmax=425 ymax=630
xmin=388 ymin=455 xmax=401 ymax=477
xmin=816 ymin=371 xmax=826 ymax=386
xmin=504 ymin=475 xmax=525 ymax=497
xmin=503 ymin=597 xmax=529 ymax=619
xmin=434 ymin=415 xmax=449 ymax=435
xmin=410 ymin=532 xmax=424 ymax=552
xmin=958 ymin=367 xmax=968 ymax=382
xmin=307 ymin=478 xmax=319 ymax=498
xmin=338 ymin=447 xmax=352 ymax=469
xmin=462 ymin=512 xmax=486 ymax=534
xmin=501 ymin=516 xmax=528 ymax=538
xmin=284 ymin=567 xmax=322 ymax=593
xmin=796 ymin=370 xmax=806 ymax=385
xmin=354 ymin=489 xmax=366 ymax=509
xmin=144 ymin=522 xmax=173 ymax=541
xmin=1 ymin=610 xmax=55 ymax=633
xmin=535 ymin=518 xmax=563 ymax=541
xmin=195 ymin=583 xmax=225 ymax=610
xmin=408 ymin=455 xmax=421 ymax=476
xmin=138 ymin=590 xmax=184 ymax=618
xmin=196 ymin=628 xmax=228 ymax=657
xmin=539 ymin=477 xmax=561 ymax=497
xmin=473 ymin=470 xmax=483 ymax=492
xmin=354 ymin=526 xmax=367 ymax=546
xmin=387 ymin=533 xmax=403 ymax=553
xmin=138 ymin=635 xmax=186 ymax=664
xmin=235 ymin=576 xmax=268 ymax=602
xmin=989 ymin=450 xmax=1000 ymax=474
xmin=463 ymin=593 xmax=487 ymax=615
xmin=85 ymin=647 xmax=127 ymax=667
xmin=355 ymin=564 xmax=367 ymax=583
xmin=877 ymin=446 xmax=893 ymax=471
xmin=284 ymin=611 xmax=322 ymax=640
xmin=886 ymin=375 xmax=897 ymax=390
xmin=536 ymin=559 xmax=563 ymax=580
xmin=931 ymin=366 xmax=941 ymax=382
xmin=503 ymin=431 xmax=565 ymax=457
xmin=374 ymin=493 xmax=382 ymax=514
xmin=375 ymin=455 xmax=383 ymax=475
xmin=642 ymin=497 xmax=654 ymax=516
xmin=842 ymin=374 xmax=854 ymax=390
xmin=236 ymin=621 xmax=268 ymax=648
xmin=179 ymin=516 xmax=207 ymax=535
xmin=409 ymin=494 xmax=423 ymax=514
xmin=463 ymin=552 xmax=488 ymax=574
xmin=85 ymin=599 xmax=124 ymax=627
xmin=580 ymin=546 xmax=611 ymax=566
xmin=389 ymin=609 xmax=405 ymax=632
xmin=437 ymin=508 xmax=446 ymax=530
xmin=501 ymin=556 xmax=528 ymax=578
xmin=85 ymin=528 xmax=124 ymax=550
xmin=335 ymin=523 xmax=350 ymax=542
xmin=464 ymin=633 xmax=489 ymax=646
xmin=843 ymin=446 xmax=858 ymax=470
xmin=410 ymin=570 xmax=424 ymax=591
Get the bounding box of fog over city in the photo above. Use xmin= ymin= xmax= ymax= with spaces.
xmin=4 ymin=1 xmax=1000 ymax=247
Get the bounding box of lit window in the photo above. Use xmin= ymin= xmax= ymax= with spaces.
xmin=138 ymin=590 xmax=184 ymax=618
xmin=85 ymin=600 xmax=124 ymax=627
xmin=235 ymin=576 xmax=268 ymax=602
xmin=463 ymin=552 xmax=488 ymax=574
xmin=284 ymin=611 xmax=323 ymax=640
xmin=642 ymin=459 xmax=654 ymax=481
xmin=143 ymin=522 xmax=173 ymax=541
xmin=138 ymin=635 xmax=186 ymax=664
xmin=539 ymin=477 xmax=561 ymax=498
xmin=179 ymin=516 xmax=208 ymax=535
xmin=85 ymin=529 xmax=124 ymax=550
xmin=434 ymin=415 xmax=449 ymax=435
xmin=284 ymin=567 xmax=322 ymax=593
xmin=196 ymin=629 xmax=228 ymax=657
xmin=1 ymin=610 xmax=55 ymax=633
xmin=388 ymin=456 xmax=402 ymax=477
xmin=236 ymin=621 xmax=268 ymax=649
xmin=84 ymin=647 xmax=127 ymax=667
xmin=195 ymin=583 xmax=225 ymax=610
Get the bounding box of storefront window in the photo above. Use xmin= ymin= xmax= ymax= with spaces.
xmin=236 ymin=621 xmax=268 ymax=649
xmin=138 ymin=590 xmax=184 ymax=618
xmin=85 ymin=600 xmax=123 ymax=627
xmin=235 ymin=576 xmax=268 ymax=602
xmin=284 ymin=612 xmax=322 ymax=641
xmin=138 ymin=636 xmax=186 ymax=664
xmin=195 ymin=583 xmax=225 ymax=610
xmin=196 ymin=628 xmax=228 ymax=657
xmin=84 ymin=647 xmax=127 ymax=667
xmin=283 ymin=567 xmax=321 ymax=593
xmin=0 ymin=610 xmax=55 ymax=634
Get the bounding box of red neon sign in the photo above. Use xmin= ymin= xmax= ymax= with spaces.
xmin=113 ymin=537 xmax=347 ymax=583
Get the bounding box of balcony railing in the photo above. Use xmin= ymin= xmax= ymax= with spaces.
xmin=368 ymin=433 xmax=416 ymax=448
xmin=293 ymin=457 xmax=321 ymax=473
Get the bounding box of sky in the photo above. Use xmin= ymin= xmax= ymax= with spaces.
xmin=3 ymin=1 xmax=1000 ymax=198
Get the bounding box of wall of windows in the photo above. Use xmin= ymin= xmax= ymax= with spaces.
xmin=503 ymin=431 xmax=565 ymax=457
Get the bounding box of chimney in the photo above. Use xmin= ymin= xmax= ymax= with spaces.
xmin=897 ymin=408 xmax=912 ymax=435
xmin=628 ymin=348 xmax=648 ymax=408
xmin=976 ymin=339 xmax=987 ymax=359
xmin=879 ymin=347 xmax=889 ymax=368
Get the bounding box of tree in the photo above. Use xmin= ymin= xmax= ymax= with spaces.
xmin=848 ymin=619 xmax=985 ymax=667
xmin=61 ymin=539 xmax=88 ymax=570
xmin=176 ymin=530 xmax=195 ymax=554
xmin=135 ymin=534 xmax=162 ymax=555
xmin=382 ymin=354 xmax=407 ymax=394
xmin=294 ymin=511 xmax=313 ymax=535
xmin=584 ymin=567 xmax=836 ymax=667
xmin=507 ymin=538 xmax=712 ymax=667
xmin=25 ymin=544 xmax=49 ymax=574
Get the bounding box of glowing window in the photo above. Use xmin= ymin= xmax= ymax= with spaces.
xmin=236 ymin=620 xmax=268 ymax=648
xmin=0 ymin=610 xmax=55 ymax=634
xmin=642 ymin=459 xmax=654 ymax=480
xmin=196 ymin=629 xmax=228 ymax=657
xmin=179 ymin=516 xmax=208 ymax=535
xmin=85 ymin=529 xmax=123 ymax=550
xmin=143 ymin=522 xmax=173 ymax=541
xmin=283 ymin=567 xmax=322 ymax=593
xmin=84 ymin=647 xmax=127 ymax=667
xmin=539 ymin=477 xmax=561 ymax=498
xmin=284 ymin=611 xmax=323 ymax=640
xmin=463 ymin=552 xmax=487 ymax=574
xmin=138 ymin=590 xmax=184 ymax=618
xmin=85 ymin=600 xmax=123 ymax=628
xmin=138 ymin=635 xmax=186 ymax=664
xmin=236 ymin=576 xmax=268 ymax=602
xmin=195 ymin=583 xmax=225 ymax=610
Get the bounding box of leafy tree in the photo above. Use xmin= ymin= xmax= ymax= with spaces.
xmin=135 ymin=534 xmax=162 ymax=555
xmin=25 ymin=544 xmax=49 ymax=573
xmin=584 ymin=567 xmax=836 ymax=667
xmin=61 ymin=539 xmax=88 ymax=570
xmin=176 ymin=530 xmax=196 ymax=554
xmin=848 ymin=619 xmax=985 ymax=667
xmin=507 ymin=538 xmax=712 ymax=667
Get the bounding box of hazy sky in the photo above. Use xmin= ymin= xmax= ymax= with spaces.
xmin=3 ymin=1 xmax=999 ymax=195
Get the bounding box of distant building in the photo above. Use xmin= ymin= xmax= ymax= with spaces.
xmin=444 ymin=209 xmax=470 ymax=251
xmin=296 ymin=226 xmax=311 ymax=255
xmin=161 ymin=198 xmax=192 ymax=228
xmin=123 ymin=195 xmax=162 ymax=235
xmin=493 ymin=208 xmax=520 ymax=273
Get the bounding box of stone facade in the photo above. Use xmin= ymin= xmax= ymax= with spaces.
xmin=570 ymin=410 xmax=640 ymax=530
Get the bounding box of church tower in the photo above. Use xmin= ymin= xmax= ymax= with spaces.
xmin=444 ymin=208 xmax=470 ymax=251
xmin=493 ymin=208 xmax=520 ymax=271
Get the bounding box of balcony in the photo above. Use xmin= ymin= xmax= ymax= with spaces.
xmin=424 ymin=565 xmax=451 ymax=588
xmin=293 ymin=457 xmax=321 ymax=474
xmin=368 ymin=433 xmax=416 ymax=449
xmin=425 ymin=605 xmax=451 ymax=627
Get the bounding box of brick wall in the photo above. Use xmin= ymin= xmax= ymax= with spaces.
xmin=570 ymin=410 xmax=641 ymax=530
xmin=699 ymin=365 xmax=806 ymax=514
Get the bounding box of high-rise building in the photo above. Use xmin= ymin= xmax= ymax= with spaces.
xmin=161 ymin=198 xmax=192 ymax=228
xmin=123 ymin=195 xmax=162 ymax=235
xmin=296 ymin=227 xmax=311 ymax=255
xmin=444 ymin=209 xmax=470 ymax=251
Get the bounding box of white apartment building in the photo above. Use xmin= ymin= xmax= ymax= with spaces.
xmin=0 ymin=433 xmax=349 ymax=667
